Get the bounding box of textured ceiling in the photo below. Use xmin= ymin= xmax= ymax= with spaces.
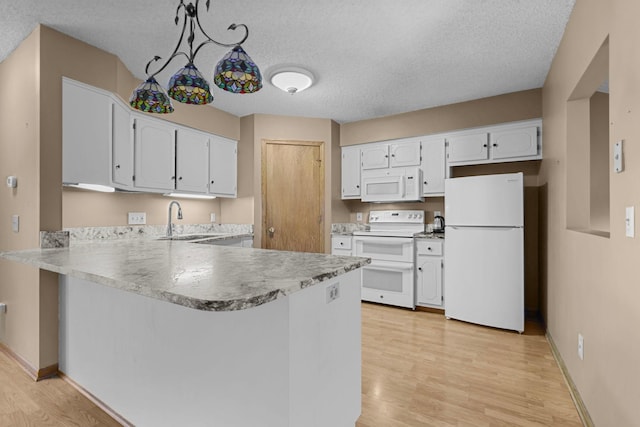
xmin=0 ymin=0 xmax=575 ymax=123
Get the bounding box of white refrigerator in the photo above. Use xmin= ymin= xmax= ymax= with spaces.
xmin=444 ymin=172 xmax=524 ymax=333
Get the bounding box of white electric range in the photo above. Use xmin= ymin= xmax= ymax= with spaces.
xmin=353 ymin=210 xmax=425 ymax=308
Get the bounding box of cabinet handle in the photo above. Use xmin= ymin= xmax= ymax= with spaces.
xmin=115 ymin=164 xmax=120 ymax=169
xmin=427 ymin=247 xmax=432 ymax=251
xmin=178 ymin=176 xmax=183 ymax=181
xmin=171 ymin=176 xmax=176 ymax=180
xmin=211 ymin=180 xmax=215 ymax=184
xmin=418 ymin=267 xmax=422 ymax=271
xmin=340 ymin=242 xmax=344 ymax=246
xmin=492 ymin=143 xmax=498 ymax=147
xmin=356 ymin=185 xmax=360 ymax=188
xmin=483 ymin=144 xmax=487 ymax=148
xmin=391 ymin=154 xmax=395 ymax=157
xmin=423 ymin=181 xmax=427 ymax=185
xmin=379 ymin=295 xmax=384 ymax=299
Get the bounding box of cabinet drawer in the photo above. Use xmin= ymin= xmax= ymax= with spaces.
xmin=416 ymin=240 xmax=443 ymax=256
xmin=332 ymin=235 xmax=352 ymax=250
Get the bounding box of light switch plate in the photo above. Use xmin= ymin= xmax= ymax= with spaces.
xmin=11 ymin=215 xmax=19 ymax=233
xmin=614 ymin=140 xmax=624 ymax=173
xmin=626 ymin=206 xmax=634 ymax=238
xmin=210 ymin=213 xmax=216 ymax=223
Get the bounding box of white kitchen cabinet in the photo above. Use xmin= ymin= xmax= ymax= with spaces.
xmin=331 ymin=235 xmax=353 ymax=256
xmin=446 ymin=132 xmax=489 ymax=164
xmin=176 ymin=127 xmax=210 ymax=193
xmin=446 ymin=120 xmax=542 ymax=166
xmin=390 ymin=140 xmax=421 ymax=167
xmin=341 ymin=146 xmax=361 ymax=199
xmin=415 ymin=239 xmax=444 ymax=308
xmin=133 ymin=116 xmax=176 ymax=191
xmin=361 ymin=144 xmax=389 ymax=170
xmin=111 ymin=100 xmax=134 ymax=189
xmin=421 ymin=137 xmax=446 ymax=196
xmin=62 ymin=78 xmax=112 ymax=188
xmin=489 ymin=125 xmax=538 ymax=160
xmin=209 ymin=135 xmax=237 ymax=197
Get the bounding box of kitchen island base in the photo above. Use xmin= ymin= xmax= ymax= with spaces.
xmin=59 ymin=270 xmax=361 ymax=427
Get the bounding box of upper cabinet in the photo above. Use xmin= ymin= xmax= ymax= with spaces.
xmin=446 ymin=120 xmax=541 ymax=166
xmin=62 ymin=78 xmax=113 ymax=188
xmin=361 ymin=144 xmax=389 ymax=170
xmin=421 ymin=137 xmax=446 ymax=196
xmin=62 ymin=78 xmax=238 ymax=198
xmin=176 ymin=128 xmax=210 ymax=194
xmin=209 ymin=136 xmax=237 ymax=197
xmin=389 ymin=140 xmax=421 ymax=167
xmin=341 ymin=146 xmax=361 ymax=199
xmin=133 ymin=116 xmax=177 ymax=192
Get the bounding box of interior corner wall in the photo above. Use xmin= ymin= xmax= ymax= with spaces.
xmin=541 ymin=0 xmax=640 ymax=425
xmin=331 ymin=120 xmax=350 ymax=224
xmin=0 ymin=27 xmax=42 ymax=368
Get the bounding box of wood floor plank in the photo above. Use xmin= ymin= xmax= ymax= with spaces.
xmin=0 ymin=302 xmax=581 ymax=426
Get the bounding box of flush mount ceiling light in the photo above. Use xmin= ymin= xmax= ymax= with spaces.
xmin=270 ymin=68 xmax=314 ymax=94
xmin=130 ymin=0 xmax=262 ymax=114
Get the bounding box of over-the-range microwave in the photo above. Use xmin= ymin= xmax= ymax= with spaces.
xmin=361 ymin=167 xmax=424 ymax=203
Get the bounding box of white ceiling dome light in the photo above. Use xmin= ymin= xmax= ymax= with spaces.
xmin=270 ymin=67 xmax=314 ymax=94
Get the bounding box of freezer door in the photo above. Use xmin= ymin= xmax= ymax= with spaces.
xmin=444 ymin=172 xmax=523 ymax=227
xmin=444 ymin=226 xmax=524 ymax=333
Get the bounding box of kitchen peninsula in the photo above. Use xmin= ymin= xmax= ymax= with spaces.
xmin=1 ymin=238 xmax=369 ymax=427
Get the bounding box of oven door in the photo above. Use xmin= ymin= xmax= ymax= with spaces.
xmin=361 ymin=261 xmax=415 ymax=308
xmin=354 ymin=236 xmax=414 ymax=262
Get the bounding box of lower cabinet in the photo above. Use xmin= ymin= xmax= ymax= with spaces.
xmin=331 ymin=234 xmax=353 ymax=256
xmin=415 ymin=239 xmax=444 ymax=308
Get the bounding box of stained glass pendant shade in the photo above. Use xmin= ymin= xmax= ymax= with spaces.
xmin=168 ymin=63 xmax=214 ymax=104
xmin=214 ymin=46 xmax=263 ymax=94
xmin=129 ymin=77 xmax=174 ymax=114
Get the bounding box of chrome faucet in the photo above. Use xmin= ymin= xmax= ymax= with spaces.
xmin=166 ymin=201 xmax=183 ymax=238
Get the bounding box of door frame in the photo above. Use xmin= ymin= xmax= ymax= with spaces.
xmin=261 ymin=139 xmax=325 ymax=252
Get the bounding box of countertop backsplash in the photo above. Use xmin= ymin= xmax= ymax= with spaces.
xmin=331 ymin=223 xmax=369 ymax=234
xmin=63 ymin=223 xmax=253 ymax=244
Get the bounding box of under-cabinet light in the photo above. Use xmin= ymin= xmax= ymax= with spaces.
xmin=65 ymin=183 xmax=115 ymax=193
xmin=163 ymin=193 xmax=216 ymax=200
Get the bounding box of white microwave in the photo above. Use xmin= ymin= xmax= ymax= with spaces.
xmin=361 ymin=167 xmax=423 ymax=202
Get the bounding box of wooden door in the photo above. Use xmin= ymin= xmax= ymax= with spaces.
xmin=262 ymin=140 xmax=324 ymax=253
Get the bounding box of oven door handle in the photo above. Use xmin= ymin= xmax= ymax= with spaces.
xmin=365 ymin=261 xmax=414 ymax=271
xmin=354 ymin=237 xmax=412 ymax=245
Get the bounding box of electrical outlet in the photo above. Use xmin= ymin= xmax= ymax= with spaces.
xmin=578 ymin=333 xmax=584 ymax=360
xmin=210 ymin=213 xmax=216 ymax=223
xmin=626 ymin=206 xmax=634 ymax=238
xmin=127 ymin=212 xmax=146 ymax=225
xmin=11 ymin=215 xmax=19 ymax=233
xmin=356 ymin=212 xmax=363 ymax=222
xmin=0 ymin=303 xmax=6 ymax=313
xmin=326 ymin=283 xmax=340 ymax=303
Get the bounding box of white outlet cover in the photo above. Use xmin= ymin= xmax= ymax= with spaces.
xmin=11 ymin=215 xmax=19 ymax=233
xmin=210 ymin=213 xmax=216 ymax=223
xmin=578 ymin=333 xmax=584 ymax=360
xmin=127 ymin=212 xmax=146 ymax=225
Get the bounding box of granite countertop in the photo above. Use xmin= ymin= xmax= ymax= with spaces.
xmin=0 ymin=239 xmax=369 ymax=312
xmin=414 ymin=232 xmax=445 ymax=239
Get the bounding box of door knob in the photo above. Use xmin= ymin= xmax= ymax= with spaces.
xmin=268 ymin=227 xmax=275 ymax=236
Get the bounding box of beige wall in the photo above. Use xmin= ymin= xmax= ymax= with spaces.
xmin=340 ymin=89 xmax=542 ymax=146
xmin=0 ymin=27 xmax=41 ymax=367
xmin=542 ymin=0 xmax=640 ymax=424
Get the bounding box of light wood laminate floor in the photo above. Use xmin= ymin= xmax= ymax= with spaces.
xmin=1 ymin=303 xmax=581 ymax=426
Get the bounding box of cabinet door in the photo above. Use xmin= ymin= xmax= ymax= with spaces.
xmin=341 ymin=146 xmax=361 ymax=199
xmin=361 ymin=144 xmax=389 ymax=170
xmin=421 ymin=137 xmax=445 ymax=195
xmin=416 ymin=255 xmax=443 ymax=307
xmin=209 ymin=136 xmax=237 ymax=197
xmin=112 ymin=101 xmax=134 ymax=188
xmin=176 ymin=128 xmax=210 ymax=193
xmin=62 ymin=79 xmax=111 ymax=186
xmin=390 ymin=140 xmax=421 ymax=167
xmin=134 ymin=117 xmax=176 ymax=191
xmin=446 ymin=132 xmax=489 ymax=163
xmin=490 ymin=126 xmax=538 ymax=160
